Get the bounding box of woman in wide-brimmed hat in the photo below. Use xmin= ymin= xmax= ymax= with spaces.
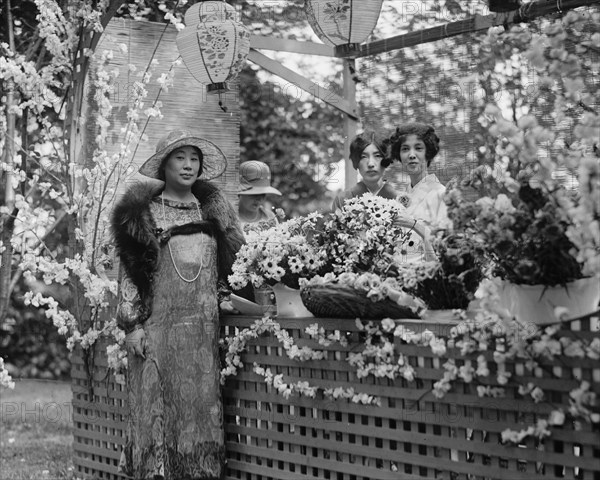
xmin=111 ymin=129 xmax=244 ymax=480
xmin=237 ymin=160 xmax=282 ymax=233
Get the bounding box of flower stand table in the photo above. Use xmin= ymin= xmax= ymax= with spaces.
xmin=71 ymin=311 xmax=600 ymax=480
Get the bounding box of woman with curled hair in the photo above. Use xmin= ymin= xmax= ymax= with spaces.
xmin=390 ymin=122 xmax=450 ymax=230
xmin=331 ymin=130 xmax=398 ymax=211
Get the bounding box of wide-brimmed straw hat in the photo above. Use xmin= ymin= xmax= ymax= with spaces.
xmin=139 ymin=129 xmax=227 ymax=181
xmin=238 ymin=161 xmax=281 ymax=196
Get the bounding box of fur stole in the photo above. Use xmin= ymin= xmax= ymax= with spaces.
xmin=111 ymin=181 xmax=245 ymax=322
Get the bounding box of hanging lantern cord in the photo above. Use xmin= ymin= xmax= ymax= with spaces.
xmin=218 ymin=92 xmax=228 ymax=113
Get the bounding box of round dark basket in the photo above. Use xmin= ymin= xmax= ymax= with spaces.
xmin=300 ymin=285 xmax=421 ymax=319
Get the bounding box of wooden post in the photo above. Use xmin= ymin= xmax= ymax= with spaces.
xmin=343 ymin=59 xmax=358 ymax=189
xmin=0 ymin=0 xmax=17 ymax=323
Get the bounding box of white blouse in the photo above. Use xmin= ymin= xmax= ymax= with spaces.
xmin=405 ymin=174 xmax=451 ymax=230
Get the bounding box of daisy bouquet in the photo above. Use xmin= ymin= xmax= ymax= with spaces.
xmin=313 ymin=193 xmax=418 ymax=276
xmin=229 ymin=214 xmax=326 ymax=290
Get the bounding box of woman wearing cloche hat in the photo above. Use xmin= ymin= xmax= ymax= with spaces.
xmin=237 ymin=160 xmax=282 ymax=232
xmin=111 ymin=129 xmax=244 ymax=480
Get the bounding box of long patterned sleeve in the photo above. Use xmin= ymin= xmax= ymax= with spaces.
xmin=115 ymin=264 xmax=144 ymax=333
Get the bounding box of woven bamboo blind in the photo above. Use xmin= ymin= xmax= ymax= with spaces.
xmin=84 ymin=18 xmax=241 ymax=283
xmin=93 ymin=18 xmax=241 ymax=199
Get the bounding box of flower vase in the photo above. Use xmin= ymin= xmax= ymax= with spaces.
xmin=272 ymin=283 xmax=314 ymax=318
xmin=253 ymin=286 xmax=278 ymax=317
xmin=498 ymin=277 xmax=600 ymax=326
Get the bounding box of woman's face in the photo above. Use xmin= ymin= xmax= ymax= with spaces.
xmin=399 ymin=134 xmax=428 ymax=180
xmin=239 ymin=194 xmax=266 ymax=217
xmin=164 ymin=146 xmax=201 ymax=189
xmin=357 ymin=143 xmax=385 ymax=185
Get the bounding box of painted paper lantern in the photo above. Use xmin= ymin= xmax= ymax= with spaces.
xmin=176 ymin=0 xmax=250 ymax=93
xmin=305 ymin=0 xmax=384 ymax=56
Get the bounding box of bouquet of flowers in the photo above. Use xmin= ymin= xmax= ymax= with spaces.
xmin=446 ymin=166 xmax=588 ymax=287
xmin=312 ymin=194 xmax=420 ymax=276
xmin=228 ymin=214 xmax=326 ymax=290
xmin=394 ymin=232 xmax=485 ymax=309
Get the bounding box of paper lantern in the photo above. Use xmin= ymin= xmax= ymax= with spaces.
xmin=176 ymin=0 xmax=250 ymax=93
xmin=305 ymin=0 xmax=384 ymax=56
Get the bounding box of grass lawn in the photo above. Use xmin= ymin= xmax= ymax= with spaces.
xmin=0 ymin=379 xmax=75 ymax=480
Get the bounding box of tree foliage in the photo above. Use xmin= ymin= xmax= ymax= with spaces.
xmin=238 ymin=66 xmax=344 ymax=216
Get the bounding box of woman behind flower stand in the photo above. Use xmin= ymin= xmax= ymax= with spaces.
xmin=389 ymin=122 xmax=451 ymax=231
xmin=386 ymin=122 xmax=450 ymax=263
xmin=111 ymin=129 xmax=244 ymax=480
xmin=331 ymin=131 xmax=398 ymax=212
xmin=237 ymin=160 xmax=282 ymax=233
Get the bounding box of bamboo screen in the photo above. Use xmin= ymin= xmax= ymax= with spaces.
xmin=84 ymin=18 xmax=242 ymax=281
xmin=92 ymin=18 xmax=241 ymax=200
xmin=357 ymin=31 xmax=481 ymax=193
xmin=357 ymin=6 xmax=599 ymax=193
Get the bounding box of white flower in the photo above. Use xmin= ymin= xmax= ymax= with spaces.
xmin=0 ymin=358 xmax=15 ymax=389
xmin=381 ymin=318 xmax=395 ymax=333
xmin=548 ymin=410 xmax=565 ymax=426
xmin=494 ymin=194 xmax=515 ymax=213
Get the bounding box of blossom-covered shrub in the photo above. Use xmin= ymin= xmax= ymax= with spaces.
xmin=229 ymin=214 xmax=326 ymax=290
xmin=446 ymin=10 xmax=599 ymax=286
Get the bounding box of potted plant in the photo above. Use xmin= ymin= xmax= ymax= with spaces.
xmin=443 ymin=11 xmax=600 ymax=325
xmin=228 ymin=215 xmax=326 ymax=316
xmin=297 ymin=194 xmax=430 ymax=319
xmin=393 ymin=231 xmax=486 ymax=311
xmin=446 ymin=164 xmax=599 ymax=325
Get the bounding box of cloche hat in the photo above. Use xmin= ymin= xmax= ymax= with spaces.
xmin=238 ymin=161 xmax=281 ymax=196
xmin=139 ymin=129 xmax=227 ymax=181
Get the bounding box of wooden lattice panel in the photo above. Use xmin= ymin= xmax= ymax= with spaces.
xmin=72 ymin=313 xmax=600 ymax=480
xmin=71 ymin=343 xmax=128 ymax=479
xmin=221 ymin=315 xmax=600 ymax=480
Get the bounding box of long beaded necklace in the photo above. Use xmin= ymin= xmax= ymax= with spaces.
xmin=161 ymin=193 xmax=204 ymax=283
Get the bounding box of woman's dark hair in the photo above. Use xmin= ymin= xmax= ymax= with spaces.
xmin=390 ymin=122 xmax=440 ymax=166
xmin=157 ymin=146 xmax=204 ymax=181
xmin=349 ymin=131 xmax=392 ymax=170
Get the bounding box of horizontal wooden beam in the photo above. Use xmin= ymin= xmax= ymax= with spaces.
xmin=247 ymin=49 xmax=358 ymax=119
xmin=250 ymin=35 xmax=335 ymax=57
xmin=353 ymin=0 xmax=600 ymax=58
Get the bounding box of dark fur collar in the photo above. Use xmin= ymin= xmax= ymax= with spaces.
xmin=111 ymin=180 xmax=244 ymax=324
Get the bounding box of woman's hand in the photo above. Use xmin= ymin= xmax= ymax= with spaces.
xmin=393 ymin=217 xmax=437 ymax=262
xmin=125 ymin=327 xmax=146 ymax=359
xmin=220 ymin=299 xmax=240 ymax=314
xmin=393 ymin=217 xmax=429 ymax=239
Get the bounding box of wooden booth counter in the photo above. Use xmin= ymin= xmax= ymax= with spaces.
xmin=71 ymin=312 xmax=600 ymax=480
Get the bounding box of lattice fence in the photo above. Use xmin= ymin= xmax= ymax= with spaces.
xmin=72 ymin=313 xmax=600 ymax=480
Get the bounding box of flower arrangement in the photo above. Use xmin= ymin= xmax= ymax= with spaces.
xmin=443 ymin=10 xmax=600 ymax=288
xmin=446 ymin=167 xmax=586 ymax=286
xmin=393 ymin=231 xmax=486 ymax=309
xmin=300 ymin=272 xmax=425 ymax=315
xmin=312 ymin=194 xmax=418 ymax=276
xmin=228 ymin=214 xmax=326 ymax=290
